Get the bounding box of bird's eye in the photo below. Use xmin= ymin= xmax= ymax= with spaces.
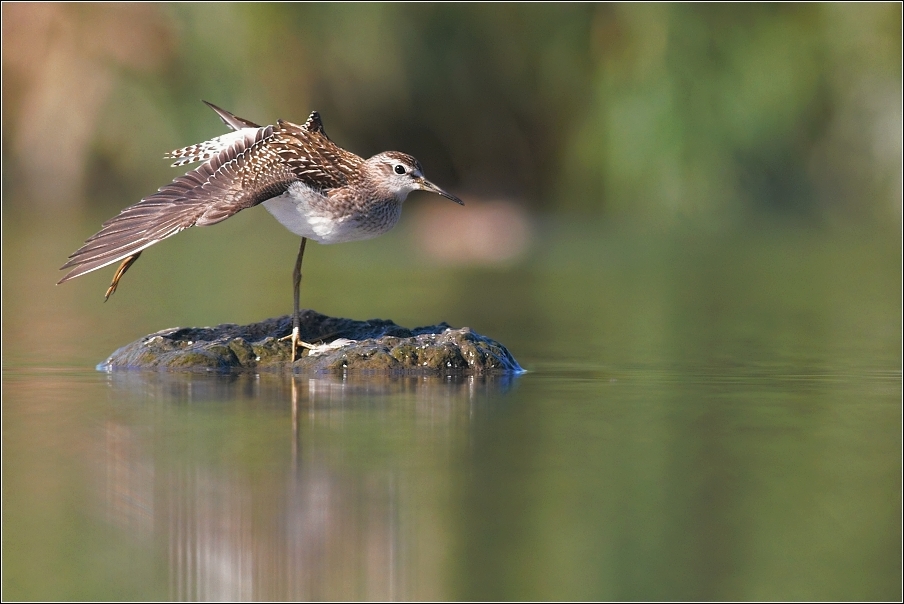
xmin=394 ymin=164 xmax=406 ymax=175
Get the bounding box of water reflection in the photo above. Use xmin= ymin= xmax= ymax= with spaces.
xmin=104 ymin=370 xmax=518 ymax=405
xmin=98 ymin=371 xmax=516 ymax=601
xmin=5 ymin=215 xmax=898 ymax=599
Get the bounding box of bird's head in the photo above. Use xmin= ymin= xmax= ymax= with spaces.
xmin=366 ymin=151 xmax=463 ymax=205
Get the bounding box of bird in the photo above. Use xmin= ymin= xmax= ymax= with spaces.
xmin=58 ymin=101 xmax=464 ymax=361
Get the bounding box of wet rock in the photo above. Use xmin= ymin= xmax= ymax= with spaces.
xmin=100 ymin=310 xmax=523 ymax=375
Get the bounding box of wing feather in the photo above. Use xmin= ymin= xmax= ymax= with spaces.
xmin=59 ymin=104 xmax=365 ymax=294
xmin=58 ymin=124 xmax=295 ymax=284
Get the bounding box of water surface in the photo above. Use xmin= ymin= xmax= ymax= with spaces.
xmin=2 ymin=214 xmax=900 ymax=600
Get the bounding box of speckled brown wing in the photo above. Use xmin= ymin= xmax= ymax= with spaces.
xmin=166 ymin=103 xmax=264 ymax=167
xmin=59 ymin=124 xmax=293 ymax=284
xmin=274 ymin=116 xmax=363 ymax=192
xmin=58 ymin=110 xmax=365 ymax=293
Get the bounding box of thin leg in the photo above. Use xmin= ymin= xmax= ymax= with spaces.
xmin=291 ymin=237 xmax=307 ymax=361
xmin=279 ymin=237 xmax=315 ymax=361
xmin=104 ymin=252 xmax=142 ymax=301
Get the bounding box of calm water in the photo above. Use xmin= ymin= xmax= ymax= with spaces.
xmin=2 ymin=209 xmax=901 ymax=600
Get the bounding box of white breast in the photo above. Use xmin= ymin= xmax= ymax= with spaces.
xmin=262 ymin=182 xmax=401 ymax=244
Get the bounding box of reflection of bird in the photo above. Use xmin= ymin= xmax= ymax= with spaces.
xmin=59 ymin=101 xmax=463 ymax=360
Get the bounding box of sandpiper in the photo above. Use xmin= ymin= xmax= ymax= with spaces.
xmin=59 ymin=101 xmax=463 ymax=360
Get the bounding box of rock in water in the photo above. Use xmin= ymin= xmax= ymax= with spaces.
xmin=99 ymin=310 xmax=523 ymax=375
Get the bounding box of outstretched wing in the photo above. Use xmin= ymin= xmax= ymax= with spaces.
xmin=58 ymin=124 xmax=296 ymax=285
xmin=59 ymin=105 xmax=362 ymax=297
xmin=166 ymin=101 xmax=264 ymax=167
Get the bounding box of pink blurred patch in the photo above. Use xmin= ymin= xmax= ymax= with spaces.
xmin=411 ymin=198 xmax=533 ymax=265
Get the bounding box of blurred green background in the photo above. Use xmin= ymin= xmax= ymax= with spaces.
xmin=2 ymin=3 xmax=901 ymax=223
xmin=2 ymin=4 xmax=901 ymax=601
xmin=2 ymin=2 xmax=900 ymax=362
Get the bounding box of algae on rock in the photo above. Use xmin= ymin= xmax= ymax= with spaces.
xmin=100 ymin=310 xmax=522 ymax=375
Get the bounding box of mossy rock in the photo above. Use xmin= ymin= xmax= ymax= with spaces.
xmin=99 ymin=310 xmax=523 ymax=375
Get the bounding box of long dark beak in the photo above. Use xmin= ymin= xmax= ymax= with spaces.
xmin=418 ymin=178 xmax=464 ymax=205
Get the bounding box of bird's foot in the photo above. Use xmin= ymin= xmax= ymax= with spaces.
xmin=280 ymin=326 xmax=316 ymax=362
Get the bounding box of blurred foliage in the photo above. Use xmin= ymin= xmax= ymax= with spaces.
xmin=2 ymin=3 xmax=901 ymax=226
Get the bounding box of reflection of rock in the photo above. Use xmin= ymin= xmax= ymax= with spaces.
xmin=100 ymin=311 xmax=523 ymax=374
xmin=95 ymin=371 xmax=493 ymax=600
xmin=105 ymin=367 xmax=520 ymax=404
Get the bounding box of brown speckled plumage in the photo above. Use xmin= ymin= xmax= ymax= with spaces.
xmin=59 ymin=101 xmax=462 ymax=357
